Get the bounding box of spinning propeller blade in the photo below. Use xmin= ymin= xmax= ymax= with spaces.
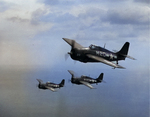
xmin=65 ymin=53 xmax=69 ymax=61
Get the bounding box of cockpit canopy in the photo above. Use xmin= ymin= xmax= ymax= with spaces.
xmin=89 ymin=44 xmax=100 ymax=50
xmin=81 ymin=75 xmax=86 ymax=78
xmin=46 ymin=82 xmax=51 ymax=84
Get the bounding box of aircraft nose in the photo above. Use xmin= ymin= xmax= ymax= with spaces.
xmin=68 ymin=52 xmax=71 ymax=55
xmin=38 ymin=84 xmax=41 ymax=88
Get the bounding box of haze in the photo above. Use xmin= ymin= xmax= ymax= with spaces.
xmin=0 ymin=0 xmax=149 ymax=117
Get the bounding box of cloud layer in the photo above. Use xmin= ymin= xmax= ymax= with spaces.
xmin=0 ymin=0 xmax=149 ymax=117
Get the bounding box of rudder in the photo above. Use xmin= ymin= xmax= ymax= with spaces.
xmin=59 ymin=79 xmax=65 ymax=87
xmin=117 ymin=42 xmax=129 ymax=56
xmin=97 ymin=73 xmax=104 ymax=82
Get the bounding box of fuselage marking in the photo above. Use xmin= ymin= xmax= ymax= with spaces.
xmin=96 ymin=51 xmax=117 ymax=59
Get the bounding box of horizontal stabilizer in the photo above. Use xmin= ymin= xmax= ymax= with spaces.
xmin=124 ymin=55 xmax=136 ymax=60
xmin=113 ymin=50 xmax=136 ymax=60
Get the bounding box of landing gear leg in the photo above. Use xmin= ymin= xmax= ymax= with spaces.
xmin=116 ymin=61 xmax=118 ymax=64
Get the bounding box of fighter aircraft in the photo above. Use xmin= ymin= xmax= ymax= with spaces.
xmin=36 ymin=79 xmax=65 ymax=92
xmin=63 ymin=38 xmax=135 ymax=69
xmin=68 ymin=70 xmax=104 ymax=89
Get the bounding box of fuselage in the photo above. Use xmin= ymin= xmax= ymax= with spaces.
xmin=38 ymin=82 xmax=60 ymax=89
xmin=46 ymin=82 xmax=60 ymax=88
xmin=71 ymin=76 xmax=99 ymax=85
xmin=38 ymin=83 xmax=47 ymax=89
xmin=70 ymin=45 xmax=121 ymax=63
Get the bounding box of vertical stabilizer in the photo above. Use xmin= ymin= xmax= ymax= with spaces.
xmin=96 ymin=73 xmax=104 ymax=82
xmin=59 ymin=79 xmax=65 ymax=87
xmin=117 ymin=42 xmax=129 ymax=56
xmin=116 ymin=42 xmax=129 ymax=60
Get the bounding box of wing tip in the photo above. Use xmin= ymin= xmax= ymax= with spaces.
xmin=117 ymin=66 xmax=126 ymax=69
xmin=62 ymin=38 xmax=72 ymax=41
xmin=36 ymin=79 xmax=43 ymax=83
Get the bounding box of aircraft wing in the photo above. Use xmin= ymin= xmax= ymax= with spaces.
xmin=68 ymin=70 xmax=75 ymax=76
xmin=80 ymin=81 xmax=95 ymax=89
xmin=45 ymin=86 xmax=56 ymax=92
xmin=87 ymin=54 xmax=125 ymax=69
xmin=37 ymin=79 xmax=43 ymax=83
xmin=62 ymin=38 xmax=83 ymax=48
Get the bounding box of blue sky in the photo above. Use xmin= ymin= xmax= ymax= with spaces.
xmin=0 ymin=0 xmax=149 ymax=117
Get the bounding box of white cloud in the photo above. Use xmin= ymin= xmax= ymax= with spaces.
xmin=0 ymin=0 xmax=53 ymax=67
xmin=0 ymin=0 xmax=52 ymax=40
xmin=0 ymin=0 xmax=149 ymax=67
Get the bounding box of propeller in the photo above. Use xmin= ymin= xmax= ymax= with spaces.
xmin=68 ymin=79 xmax=71 ymax=83
xmin=36 ymin=84 xmax=40 ymax=88
xmin=36 ymin=84 xmax=40 ymax=92
xmin=36 ymin=84 xmax=38 ymax=87
xmin=37 ymin=84 xmax=41 ymax=92
xmin=65 ymin=53 xmax=77 ymax=64
xmin=65 ymin=53 xmax=69 ymax=61
xmin=68 ymin=79 xmax=74 ymax=86
xmin=65 ymin=40 xmax=75 ymax=61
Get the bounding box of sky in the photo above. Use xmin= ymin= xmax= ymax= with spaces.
xmin=0 ymin=0 xmax=149 ymax=117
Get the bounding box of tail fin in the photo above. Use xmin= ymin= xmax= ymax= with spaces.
xmin=59 ymin=79 xmax=65 ymax=87
xmin=96 ymin=73 xmax=104 ymax=82
xmin=117 ymin=42 xmax=129 ymax=60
